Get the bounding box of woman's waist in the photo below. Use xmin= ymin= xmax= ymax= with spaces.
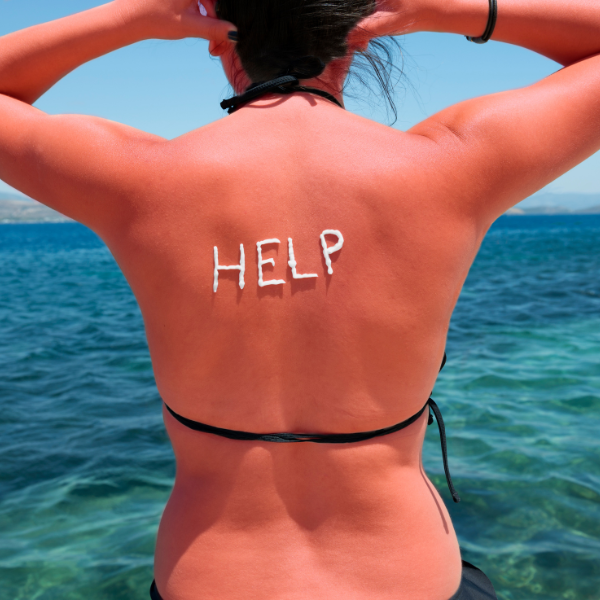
xmin=154 ymin=467 xmax=461 ymax=599
xmin=161 ymin=407 xmax=444 ymax=534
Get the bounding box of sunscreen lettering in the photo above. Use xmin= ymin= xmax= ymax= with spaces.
xmin=257 ymin=239 xmax=286 ymax=287
xmin=320 ymin=229 xmax=344 ymax=275
xmin=213 ymin=230 xmax=344 ymax=291
xmin=213 ymin=244 xmax=245 ymax=292
xmin=288 ymin=238 xmax=318 ymax=279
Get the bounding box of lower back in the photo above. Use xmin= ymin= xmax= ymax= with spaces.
xmin=153 ymin=409 xmax=462 ymax=600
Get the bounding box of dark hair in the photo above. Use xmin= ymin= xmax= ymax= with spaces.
xmin=215 ymin=0 xmax=402 ymax=122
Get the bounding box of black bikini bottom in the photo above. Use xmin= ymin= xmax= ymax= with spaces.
xmin=150 ymin=559 xmax=497 ymax=600
xmin=448 ymin=561 xmax=498 ymax=599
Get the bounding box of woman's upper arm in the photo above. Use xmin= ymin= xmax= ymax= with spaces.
xmin=0 ymin=93 xmax=165 ymax=237
xmin=409 ymin=53 xmax=600 ymax=226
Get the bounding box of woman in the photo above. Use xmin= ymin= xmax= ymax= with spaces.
xmin=1 ymin=0 xmax=599 ymax=597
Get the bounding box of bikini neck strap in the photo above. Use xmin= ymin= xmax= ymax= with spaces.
xmin=220 ymin=75 xmax=344 ymax=115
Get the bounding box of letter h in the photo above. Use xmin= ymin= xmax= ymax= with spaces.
xmin=213 ymin=245 xmax=245 ymax=292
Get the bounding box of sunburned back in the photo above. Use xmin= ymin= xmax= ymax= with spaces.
xmin=108 ymin=96 xmax=480 ymax=599
xmin=115 ymin=96 xmax=480 ymax=433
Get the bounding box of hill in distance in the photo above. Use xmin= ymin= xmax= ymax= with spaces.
xmin=1 ymin=190 xmax=600 ymax=222
xmin=0 ymin=192 xmax=71 ymax=223
xmin=506 ymin=193 xmax=600 ymax=215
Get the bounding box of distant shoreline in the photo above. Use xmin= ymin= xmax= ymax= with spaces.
xmin=0 ymin=197 xmax=72 ymax=224
xmin=1 ymin=195 xmax=600 ymax=224
xmin=505 ymin=206 xmax=600 ymax=216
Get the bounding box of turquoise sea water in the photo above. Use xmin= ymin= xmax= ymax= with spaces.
xmin=1 ymin=217 xmax=599 ymax=600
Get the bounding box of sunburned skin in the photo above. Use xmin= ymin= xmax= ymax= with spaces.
xmin=1 ymin=0 xmax=600 ymax=598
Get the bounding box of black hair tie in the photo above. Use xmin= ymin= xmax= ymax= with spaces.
xmin=285 ymin=56 xmax=326 ymax=79
xmin=466 ymin=0 xmax=497 ymax=43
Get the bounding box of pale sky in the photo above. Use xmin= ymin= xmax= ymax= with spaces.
xmin=1 ymin=0 xmax=598 ymax=196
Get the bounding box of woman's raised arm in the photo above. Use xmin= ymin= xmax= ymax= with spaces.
xmin=427 ymin=0 xmax=600 ymax=67
xmin=358 ymin=0 xmax=600 ymax=66
xmin=0 ymin=0 xmax=234 ymax=104
xmin=0 ymin=0 xmax=234 ymax=235
xmin=357 ymin=0 xmax=600 ymax=227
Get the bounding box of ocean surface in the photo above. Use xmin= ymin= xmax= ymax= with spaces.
xmin=1 ymin=216 xmax=599 ymax=600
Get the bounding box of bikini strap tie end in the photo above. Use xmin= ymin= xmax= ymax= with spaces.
xmin=428 ymin=398 xmax=461 ymax=503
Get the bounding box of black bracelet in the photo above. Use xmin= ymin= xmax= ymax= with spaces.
xmin=466 ymin=0 xmax=497 ymax=44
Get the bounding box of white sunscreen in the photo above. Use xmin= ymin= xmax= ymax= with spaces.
xmin=213 ymin=244 xmax=245 ymax=292
xmin=288 ymin=238 xmax=318 ymax=279
xmin=320 ymin=229 xmax=344 ymax=274
xmin=257 ymin=239 xmax=286 ymax=287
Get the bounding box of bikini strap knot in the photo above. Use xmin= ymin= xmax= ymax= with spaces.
xmin=220 ymin=75 xmax=299 ymax=114
xmin=220 ymin=74 xmax=343 ymax=115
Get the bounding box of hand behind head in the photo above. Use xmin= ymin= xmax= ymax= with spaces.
xmin=114 ymin=0 xmax=237 ymax=42
xmin=348 ymin=0 xmax=420 ymax=46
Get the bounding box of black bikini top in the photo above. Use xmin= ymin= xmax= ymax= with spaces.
xmin=164 ymin=352 xmax=461 ymax=503
xmin=220 ymin=75 xmax=344 ymax=115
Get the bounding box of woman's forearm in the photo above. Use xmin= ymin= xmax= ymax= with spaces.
xmin=0 ymin=2 xmax=144 ymax=104
xmin=421 ymin=0 xmax=600 ymax=66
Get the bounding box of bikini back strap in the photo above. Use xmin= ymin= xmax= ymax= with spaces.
xmin=163 ymin=351 xmax=459 ymax=502
xmin=164 ymin=401 xmax=429 ymax=444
